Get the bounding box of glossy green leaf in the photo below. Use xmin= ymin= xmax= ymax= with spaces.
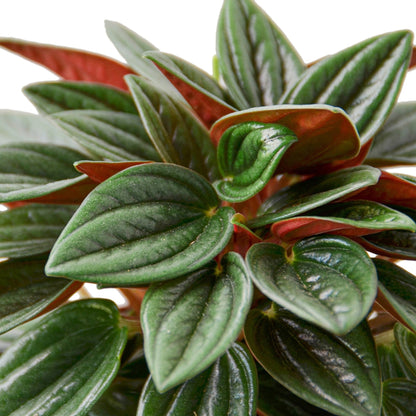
xmin=257 ymin=365 xmax=334 ymax=416
xmin=282 ymin=31 xmax=413 ymax=144
xmin=0 ymin=142 xmax=89 ymax=203
xmin=137 ymin=343 xmax=257 ymax=415
xmin=214 ymin=122 xmax=296 ymax=202
xmin=377 ymin=342 xmax=416 ymax=381
xmin=0 ymin=257 xmax=72 ymax=334
xmin=366 ymin=102 xmax=416 ymax=166
xmin=245 ymin=302 xmax=382 ymax=416
xmin=141 ymin=252 xmax=252 ymax=392
xmin=46 ymin=163 xmax=235 ymax=285
xmin=0 ymin=299 xmax=128 ymax=416
xmin=382 ymin=379 xmax=416 ymax=416
xmin=246 ymin=235 xmax=377 ymax=335
xmin=24 ymin=81 xmax=137 ymax=115
xmin=394 ymin=323 xmax=416 ymax=376
xmin=0 ymin=204 xmax=77 ymax=258
xmin=126 ymin=75 xmax=219 ymax=181
xmin=250 ymin=165 xmax=381 ymax=228
xmin=143 ymin=50 xmax=236 ymax=127
xmin=217 ymin=0 xmax=305 ymax=108
xmin=211 ymin=104 xmax=360 ymax=174
xmin=53 ymin=110 xmax=161 ymax=162
xmin=272 ymin=201 xmax=416 ymax=242
xmin=374 ymin=259 xmax=416 ymax=332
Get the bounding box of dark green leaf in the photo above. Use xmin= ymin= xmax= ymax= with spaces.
xmin=0 ymin=299 xmax=128 ymax=416
xmin=382 ymin=379 xmax=416 ymax=416
xmin=282 ymin=31 xmax=413 ymax=144
xmin=366 ymin=102 xmax=416 ymax=166
xmin=245 ymin=302 xmax=382 ymax=416
xmin=246 ymin=235 xmax=377 ymax=335
xmin=214 ymin=122 xmax=297 ymax=202
xmin=141 ymin=252 xmax=252 ymax=392
xmin=137 ymin=343 xmax=257 ymax=415
xmin=377 ymin=342 xmax=416 ymax=381
xmin=0 ymin=142 xmax=89 ymax=203
xmin=24 ymin=81 xmax=137 ymax=115
xmin=0 ymin=257 xmax=72 ymax=334
xmin=0 ymin=204 xmax=77 ymax=258
xmin=126 ymin=75 xmax=219 ymax=181
xmin=250 ymin=165 xmax=381 ymax=228
xmin=394 ymin=323 xmax=416 ymax=376
xmin=216 ymin=0 xmax=305 ymax=108
xmin=46 ymin=163 xmax=235 ymax=285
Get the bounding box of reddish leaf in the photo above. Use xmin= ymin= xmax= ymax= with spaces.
xmin=75 ymin=161 xmax=151 ymax=183
xmin=348 ymin=170 xmax=416 ymax=210
xmin=211 ymin=105 xmax=360 ymax=174
xmin=410 ymin=46 xmax=416 ymax=69
xmin=0 ymin=38 xmax=133 ymax=90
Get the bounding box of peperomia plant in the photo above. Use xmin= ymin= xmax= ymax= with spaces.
xmin=1 ymin=0 xmax=416 ymax=414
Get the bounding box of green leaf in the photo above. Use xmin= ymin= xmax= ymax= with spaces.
xmin=0 ymin=299 xmax=128 ymax=416
xmin=366 ymin=102 xmax=416 ymax=166
xmin=246 ymin=235 xmax=377 ymax=335
xmin=141 ymin=252 xmax=252 ymax=392
xmin=52 ymin=110 xmax=161 ymax=162
xmin=257 ymin=364 xmax=334 ymax=416
xmin=214 ymin=122 xmax=297 ymax=202
xmin=377 ymin=342 xmax=416 ymax=381
xmin=137 ymin=343 xmax=257 ymax=415
xmin=382 ymin=379 xmax=416 ymax=416
xmin=272 ymin=201 xmax=416 ymax=242
xmin=0 ymin=257 xmax=72 ymax=334
xmin=143 ymin=50 xmax=236 ymax=127
xmin=0 ymin=142 xmax=90 ymax=203
xmin=46 ymin=163 xmax=235 ymax=285
xmin=0 ymin=204 xmax=77 ymax=259
xmin=24 ymin=81 xmax=138 ymax=115
xmin=250 ymin=165 xmax=381 ymax=228
xmin=282 ymin=31 xmax=413 ymax=144
xmin=126 ymin=75 xmax=219 ymax=181
xmin=0 ymin=110 xmax=84 ymax=152
xmin=211 ymin=104 xmax=360 ymax=174
xmin=374 ymin=259 xmax=416 ymax=332
xmin=394 ymin=323 xmax=416 ymax=376
xmin=216 ymin=0 xmax=305 ymax=108
xmin=245 ymin=302 xmax=382 ymax=416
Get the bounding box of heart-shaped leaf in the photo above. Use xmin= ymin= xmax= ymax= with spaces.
xmin=216 ymin=0 xmax=305 ymax=109
xmin=141 ymin=252 xmax=252 ymax=392
xmin=382 ymin=379 xmax=416 ymax=416
xmin=366 ymin=102 xmax=416 ymax=167
xmin=126 ymin=75 xmax=219 ymax=181
xmin=0 ymin=204 xmax=77 ymax=258
xmin=211 ymin=104 xmax=360 ymax=173
xmin=250 ymin=165 xmax=381 ymax=228
xmin=245 ymin=302 xmax=382 ymax=416
xmin=143 ymin=50 xmax=236 ymax=128
xmin=374 ymin=259 xmax=416 ymax=333
xmin=0 ymin=257 xmax=75 ymax=334
xmin=53 ymin=110 xmax=161 ymax=162
xmin=0 ymin=142 xmax=90 ymax=203
xmin=246 ymin=235 xmax=377 ymax=335
xmin=46 ymin=163 xmax=235 ymax=286
xmin=0 ymin=37 xmax=132 ymax=90
xmin=0 ymin=299 xmax=128 ymax=416
xmin=271 ymin=201 xmax=416 ymax=242
xmin=377 ymin=342 xmax=416 ymax=381
xmin=137 ymin=343 xmax=257 ymax=415
xmin=394 ymin=323 xmax=416 ymax=375
xmin=281 ymin=31 xmax=413 ymax=144
xmin=24 ymin=81 xmax=137 ymax=115
xmin=214 ymin=122 xmax=297 ymax=202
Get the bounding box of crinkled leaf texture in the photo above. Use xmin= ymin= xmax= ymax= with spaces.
xmin=245 ymin=302 xmax=382 ymax=416
xmin=246 ymin=235 xmax=377 ymax=335
xmin=46 ymin=163 xmax=235 ymax=285
xmin=382 ymin=379 xmax=416 ymax=416
xmin=0 ymin=299 xmax=128 ymax=416
xmin=137 ymin=343 xmax=257 ymax=416
xmin=141 ymin=252 xmax=252 ymax=392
